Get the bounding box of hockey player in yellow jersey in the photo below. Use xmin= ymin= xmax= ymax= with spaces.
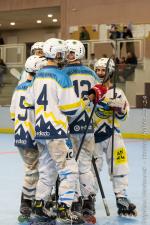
xmin=92 ymin=57 xmax=137 ymax=216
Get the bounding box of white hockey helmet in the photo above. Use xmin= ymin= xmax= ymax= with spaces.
xmin=94 ymin=58 xmax=115 ymax=75
xmin=65 ymin=39 xmax=85 ymax=60
xmin=25 ymin=55 xmax=46 ymax=73
xmin=31 ymin=42 xmax=44 ymax=54
xmin=43 ymin=38 xmax=66 ymax=59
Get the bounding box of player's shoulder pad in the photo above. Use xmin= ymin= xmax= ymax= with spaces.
xmin=36 ymin=66 xmax=73 ymax=89
xmin=64 ymin=64 xmax=99 ymax=81
xmin=115 ymin=87 xmax=126 ymax=96
xmin=56 ymin=69 xmax=73 ymax=88
xmin=81 ymin=65 xmax=100 ymax=81
xmin=16 ymin=80 xmax=32 ymax=91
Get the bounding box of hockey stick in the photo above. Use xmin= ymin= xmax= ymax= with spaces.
xmin=75 ymin=103 xmax=96 ymax=161
xmin=74 ymin=61 xmax=112 ymax=216
xmin=75 ymin=58 xmax=112 ymax=161
xmin=73 ymin=99 xmax=111 ymax=216
xmin=90 ymin=57 xmax=114 ymax=216
xmin=110 ymin=71 xmax=117 ymax=175
xmin=54 ymin=104 xmax=96 ymax=208
xmin=54 ymin=58 xmax=113 ymax=212
xmin=110 ymin=40 xmax=118 ymax=175
xmin=10 ymin=68 xmax=21 ymax=80
xmin=92 ymin=157 xmax=110 ymax=216
xmin=55 ymin=177 xmax=59 ymax=208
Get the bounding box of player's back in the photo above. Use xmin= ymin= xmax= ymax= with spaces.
xmin=10 ymin=80 xmax=36 ymax=148
xmin=63 ymin=64 xmax=99 ymax=98
xmin=63 ymin=64 xmax=99 ymax=134
xmin=26 ymin=65 xmax=83 ymax=139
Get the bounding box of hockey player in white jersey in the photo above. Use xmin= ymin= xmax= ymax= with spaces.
xmin=30 ymin=42 xmax=44 ymax=56
xmin=92 ymin=57 xmax=137 ymax=216
xmin=19 ymin=42 xmax=44 ymax=84
xmin=63 ymin=39 xmax=103 ymax=220
xmin=10 ymin=55 xmax=47 ymax=222
xmin=24 ymin=38 xmax=88 ymax=224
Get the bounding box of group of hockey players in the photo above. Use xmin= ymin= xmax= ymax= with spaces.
xmin=10 ymin=38 xmax=137 ymax=224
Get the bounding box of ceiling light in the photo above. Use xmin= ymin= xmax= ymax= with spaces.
xmin=48 ymin=14 xmax=53 ymax=18
xmin=10 ymin=22 xmax=15 ymax=26
xmin=52 ymin=19 xmax=58 ymax=23
xmin=72 ymin=8 xmax=77 ymax=11
xmin=37 ymin=20 xmax=42 ymax=24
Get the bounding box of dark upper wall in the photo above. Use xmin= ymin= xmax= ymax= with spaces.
xmin=59 ymin=0 xmax=150 ymax=38
xmin=65 ymin=0 xmax=150 ymax=26
xmin=1 ymin=0 xmax=149 ymax=23
xmin=0 ymin=0 xmax=60 ymax=11
xmin=1 ymin=0 xmax=150 ymax=39
xmin=1 ymin=0 xmax=150 ymax=25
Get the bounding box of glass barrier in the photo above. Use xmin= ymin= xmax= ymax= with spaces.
xmin=0 ymin=44 xmax=26 ymax=106
xmin=0 ymin=66 xmax=23 ymax=106
xmin=0 ymin=39 xmax=147 ymax=108
xmin=116 ymin=63 xmax=136 ymax=83
xmin=81 ymin=38 xmax=144 ymax=64
xmin=0 ymin=44 xmax=26 ymax=66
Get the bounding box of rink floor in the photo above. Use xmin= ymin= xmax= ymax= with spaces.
xmin=0 ymin=134 xmax=150 ymax=225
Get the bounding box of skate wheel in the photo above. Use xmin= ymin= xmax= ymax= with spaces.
xmin=132 ymin=210 xmax=137 ymax=217
xmin=117 ymin=210 xmax=123 ymax=216
xmin=18 ymin=214 xmax=30 ymax=223
xmin=118 ymin=209 xmax=137 ymax=217
xmin=127 ymin=209 xmax=137 ymax=217
xmin=83 ymin=215 xmax=96 ymax=224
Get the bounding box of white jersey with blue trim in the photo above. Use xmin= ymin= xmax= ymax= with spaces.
xmin=24 ymin=65 xmax=84 ymax=140
xmin=18 ymin=69 xmax=28 ymax=84
xmin=63 ymin=64 xmax=99 ymax=134
xmin=94 ymin=87 xmax=129 ymax=143
xmin=10 ymin=80 xmax=37 ymax=149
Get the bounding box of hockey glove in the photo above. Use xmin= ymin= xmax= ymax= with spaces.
xmin=108 ymin=97 xmax=127 ymax=114
xmin=88 ymin=84 xmax=108 ymax=104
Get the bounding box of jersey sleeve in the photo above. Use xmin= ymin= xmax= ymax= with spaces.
xmin=10 ymin=90 xmax=17 ymax=120
xmin=24 ymin=84 xmax=35 ymax=107
xmin=115 ymin=89 xmax=129 ymax=121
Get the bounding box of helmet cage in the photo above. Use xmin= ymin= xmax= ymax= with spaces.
xmin=65 ymin=40 xmax=85 ymax=61
xmin=43 ymin=38 xmax=66 ymax=60
xmin=25 ymin=55 xmax=46 ymax=73
xmin=94 ymin=57 xmax=115 ymax=81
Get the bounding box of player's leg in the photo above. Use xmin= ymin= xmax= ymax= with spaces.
xmin=18 ymin=147 xmax=39 ymax=221
xmin=106 ymin=133 xmax=137 ymax=216
xmin=71 ymin=133 xmax=96 ymax=218
xmin=33 ymin=140 xmax=57 ymax=219
xmin=47 ymin=138 xmax=84 ymax=224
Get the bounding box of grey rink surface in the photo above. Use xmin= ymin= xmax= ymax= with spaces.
xmin=0 ymin=134 xmax=150 ymax=225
